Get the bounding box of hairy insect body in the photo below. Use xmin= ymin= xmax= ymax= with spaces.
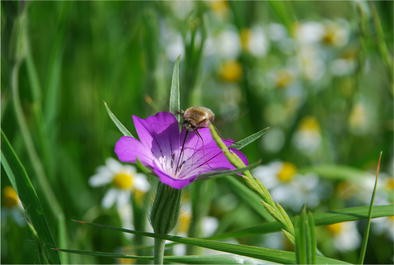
xmin=182 ymin=106 xmax=215 ymax=130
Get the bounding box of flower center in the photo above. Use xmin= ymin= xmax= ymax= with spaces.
xmin=275 ymin=70 xmax=294 ymax=89
xmin=385 ymin=178 xmax=394 ymax=191
xmin=326 ymin=223 xmax=344 ymax=236
xmin=277 ymin=162 xmax=296 ymax=183
xmin=3 ymin=186 xmax=19 ymax=208
xmin=218 ymin=60 xmax=243 ymax=83
xmin=299 ymin=116 xmax=320 ymax=133
xmin=240 ymin=28 xmax=251 ymax=51
xmin=178 ymin=211 xmax=192 ymax=234
xmin=112 ymin=172 xmax=134 ymax=190
xmin=210 ymin=0 xmax=228 ymax=15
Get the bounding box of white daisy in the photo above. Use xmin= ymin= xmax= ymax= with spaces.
xmin=326 ymin=222 xmax=361 ymax=251
xmin=372 ymin=216 xmax=394 ymax=241
xmin=174 ymin=202 xmax=219 ymax=256
xmin=240 ymin=25 xmax=269 ymax=57
xmin=253 ymin=161 xmax=326 ymax=211
xmin=89 ymin=158 xmax=150 ymax=209
xmin=2 ymin=186 xmax=25 ymax=226
xmin=292 ymin=116 xmax=322 ymax=155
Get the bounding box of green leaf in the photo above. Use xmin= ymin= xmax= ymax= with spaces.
xmin=300 ymin=164 xmax=368 ymax=181
xmin=1 ymin=131 xmax=61 ymax=264
xmin=103 ymin=101 xmax=134 ymax=137
xmin=169 ymin=56 xmax=181 ymax=120
xmin=54 ymin=248 xmax=251 ymax=264
xmin=295 ymin=208 xmax=316 ymax=264
xmin=211 ymin=204 xmax=394 ymax=239
xmin=198 ymin=160 xmax=262 ymax=179
xmin=358 ymin=152 xmax=382 ymax=264
xmin=230 ymin=128 xmax=270 ymax=150
xmin=72 ymin=220 xmax=348 ymax=264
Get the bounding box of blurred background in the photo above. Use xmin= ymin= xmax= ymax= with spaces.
xmin=2 ymin=1 xmax=393 ymax=264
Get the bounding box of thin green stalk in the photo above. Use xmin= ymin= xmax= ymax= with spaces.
xmin=358 ymin=152 xmax=382 ymax=264
xmin=154 ymin=238 xmax=165 ymax=265
xmin=209 ymin=124 xmax=295 ymax=244
xmin=11 ymin=10 xmax=68 ymax=263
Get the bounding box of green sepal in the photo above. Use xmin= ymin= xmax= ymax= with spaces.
xmin=150 ymin=182 xmax=182 ymax=234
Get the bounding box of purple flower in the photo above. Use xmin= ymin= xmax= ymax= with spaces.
xmin=115 ymin=112 xmax=247 ymax=189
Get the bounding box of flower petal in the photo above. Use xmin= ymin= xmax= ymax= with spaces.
xmin=89 ymin=173 xmax=112 ymax=187
xmin=132 ymin=112 xmax=180 ymax=158
xmin=102 ymin=189 xmax=118 ymax=208
xmin=152 ymin=168 xmax=195 ymax=189
xmin=115 ymin=136 xmax=154 ymax=165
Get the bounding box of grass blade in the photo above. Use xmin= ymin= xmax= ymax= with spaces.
xmin=54 ymin=248 xmax=251 ymax=264
xmin=104 ymin=101 xmax=133 ymax=137
xmin=300 ymin=164 xmax=368 ymax=181
xmin=211 ymin=204 xmax=394 ymax=239
xmin=230 ymin=127 xmax=270 ymax=150
xmin=198 ymin=160 xmax=262 ymax=179
xmin=72 ymin=220 xmax=348 ymax=264
xmin=169 ymin=56 xmax=181 ymax=120
xmin=295 ymin=207 xmax=316 ymax=264
xmin=1 ymin=131 xmax=61 ymax=264
xmin=358 ymin=152 xmax=382 ymax=264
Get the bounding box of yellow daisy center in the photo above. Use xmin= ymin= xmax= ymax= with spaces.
xmin=112 ymin=172 xmax=134 ymax=190
xmin=218 ymin=60 xmax=243 ymax=83
xmin=385 ymin=178 xmax=394 ymax=191
xmin=277 ymin=162 xmax=297 ymax=183
xmin=275 ymin=70 xmax=294 ymax=89
xmin=299 ymin=116 xmax=320 ymax=132
xmin=178 ymin=211 xmax=192 ymax=234
xmin=326 ymin=223 xmax=344 ymax=236
xmin=210 ymin=0 xmax=228 ymax=15
xmin=240 ymin=28 xmax=251 ymax=51
xmin=3 ymin=186 xmax=19 ymax=208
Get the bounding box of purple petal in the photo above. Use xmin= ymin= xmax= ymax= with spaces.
xmin=152 ymin=167 xmax=195 ymax=189
xmin=132 ymin=112 xmax=180 ymax=157
xmin=115 ymin=136 xmax=154 ymax=165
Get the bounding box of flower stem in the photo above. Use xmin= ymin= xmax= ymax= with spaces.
xmin=154 ymin=238 xmax=165 ymax=265
xmin=209 ymin=124 xmax=295 ymax=244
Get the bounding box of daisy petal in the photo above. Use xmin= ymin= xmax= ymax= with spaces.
xmin=102 ymin=189 xmax=118 ymax=208
xmin=89 ymin=174 xmax=112 ymax=187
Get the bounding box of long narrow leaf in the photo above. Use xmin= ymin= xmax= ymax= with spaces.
xmin=230 ymin=128 xmax=269 ymax=150
xmin=358 ymin=152 xmax=382 ymax=264
xmin=72 ymin=220 xmax=348 ymax=264
xmin=198 ymin=160 xmax=262 ymax=179
xmin=104 ymin=101 xmax=133 ymax=137
xmin=295 ymin=208 xmax=316 ymax=264
xmin=169 ymin=56 xmax=181 ymax=120
xmin=212 ymin=204 xmax=394 ymax=239
xmin=54 ymin=248 xmax=250 ymax=264
xmin=1 ymin=131 xmax=60 ymax=264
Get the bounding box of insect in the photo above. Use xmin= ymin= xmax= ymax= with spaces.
xmin=182 ymin=106 xmax=215 ymax=130
xmin=174 ymin=106 xmax=215 ymax=174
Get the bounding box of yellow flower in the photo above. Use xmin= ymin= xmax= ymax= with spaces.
xmin=299 ymin=116 xmax=320 ymax=133
xmin=113 ymin=172 xmax=135 ymax=190
xmin=277 ymin=162 xmax=297 ymax=183
xmin=275 ymin=70 xmax=294 ymax=89
xmin=3 ymin=186 xmax=19 ymax=208
xmin=209 ymin=0 xmax=228 ymax=17
xmin=218 ymin=60 xmax=243 ymax=83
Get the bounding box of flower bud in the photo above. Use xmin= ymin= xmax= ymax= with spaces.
xmin=150 ymin=182 xmax=182 ymax=234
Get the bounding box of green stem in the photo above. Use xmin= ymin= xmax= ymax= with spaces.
xmin=154 ymin=238 xmax=165 ymax=265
